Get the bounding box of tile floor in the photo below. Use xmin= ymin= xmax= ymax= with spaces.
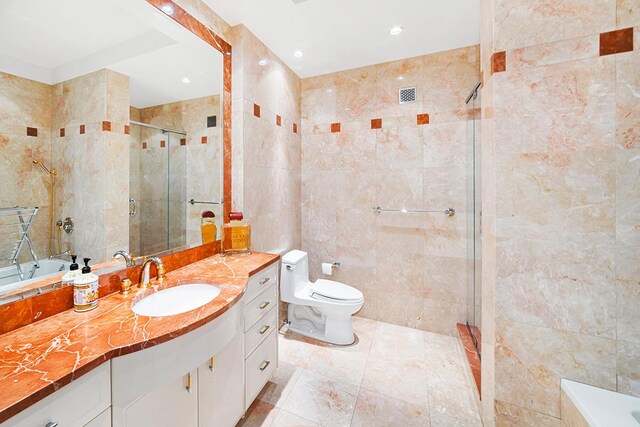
xmin=237 ymin=317 xmax=482 ymax=427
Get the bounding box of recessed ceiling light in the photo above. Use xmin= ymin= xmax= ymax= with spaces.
xmin=397 ymin=76 xmax=404 ymax=81
xmin=294 ymin=50 xmax=304 ymax=58
xmin=160 ymin=4 xmax=174 ymax=14
xmin=181 ymin=77 xmax=190 ymax=84
xmin=258 ymin=59 xmax=268 ymax=66
xmin=390 ymin=26 xmax=403 ymax=36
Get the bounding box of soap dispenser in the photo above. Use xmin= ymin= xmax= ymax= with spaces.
xmin=62 ymin=255 xmax=80 ymax=285
xmin=73 ymin=258 xmax=99 ymax=312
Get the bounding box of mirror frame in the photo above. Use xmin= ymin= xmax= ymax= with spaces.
xmin=147 ymin=0 xmax=232 ymax=223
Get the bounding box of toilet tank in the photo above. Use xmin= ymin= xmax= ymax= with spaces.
xmin=280 ymin=250 xmax=310 ymax=302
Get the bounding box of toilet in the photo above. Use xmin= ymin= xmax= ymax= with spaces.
xmin=280 ymin=250 xmax=364 ymax=345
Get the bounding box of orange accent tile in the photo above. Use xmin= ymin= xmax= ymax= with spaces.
xmin=293 ymin=123 xmax=298 ymax=134
xmin=253 ymin=103 xmax=261 ymax=118
xmin=276 ymin=115 xmax=282 ymax=126
xmin=160 ymin=140 xmax=166 ymax=148
xmin=371 ymin=118 xmax=382 ymax=129
xmin=80 ymin=124 xmax=85 ymax=134
xmin=180 ymin=138 xmax=186 ymax=146
xmin=600 ymin=27 xmax=634 ymax=56
xmin=142 ymin=142 xmax=147 ymax=149
xmin=331 ymin=123 xmax=341 ymax=133
xmin=201 ymin=136 xmax=208 ymax=144
xmin=124 ymin=125 xmax=130 ymax=135
xmin=26 ymin=127 xmax=37 ymax=137
xmin=491 ymin=51 xmax=506 ymax=74
xmin=59 ymin=128 xmax=65 ymax=137
xmin=417 ymin=114 xmax=430 ymax=125
xmin=102 ymin=121 xmax=111 ymax=132
xmin=457 ymin=323 xmax=481 ymax=398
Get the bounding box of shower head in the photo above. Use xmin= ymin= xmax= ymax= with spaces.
xmin=32 ymin=159 xmax=58 ymax=176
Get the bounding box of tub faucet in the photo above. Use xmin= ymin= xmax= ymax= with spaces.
xmin=139 ymin=257 xmax=166 ymax=289
xmin=113 ymin=250 xmax=135 ymax=267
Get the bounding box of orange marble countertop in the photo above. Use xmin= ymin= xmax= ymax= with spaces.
xmin=0 ymin=251 xmax=279 ymax=424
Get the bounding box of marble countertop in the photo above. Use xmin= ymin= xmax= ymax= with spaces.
xmin=0 ymin=251 xmax=279 ymax=423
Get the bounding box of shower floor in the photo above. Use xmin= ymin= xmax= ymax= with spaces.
xmin=237 ymin=317 xmax=482 ymax=427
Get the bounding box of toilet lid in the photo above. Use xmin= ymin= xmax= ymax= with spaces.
xmin=311 ymin=279 xmax=363 ymax=301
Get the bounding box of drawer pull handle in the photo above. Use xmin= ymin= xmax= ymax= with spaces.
xmin=259 ymin=360 xmax=271 ymax=371
xmin=259 ymin=277 xmax=271 ymax=285
xmin=259 ymin=325 xmax=270 ymax=335
xmin=259 ymin=301 xmax=270 ymax=309
xmin=209 ymin=356 xmax=215 ymax=371
xmin=186 ymin=372 xmax=192 ymax=393
xmin=46 ymin=423 xmax=59 ymax=427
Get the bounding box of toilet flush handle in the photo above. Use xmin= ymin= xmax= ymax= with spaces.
xmin=286 ymin=265 xmax=294 ymax=271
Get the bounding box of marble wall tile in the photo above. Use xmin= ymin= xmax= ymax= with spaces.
xmin=617 ymin=340 xmax=640 ymax=397
xmin=494 ymin=320 xmax=616 ymax=417
xmin=301 ymin=46 xmax=478 ymax=334
xmin=617 ymin=0 xmax=640 ymax=28
xmin=495 ymin=400 xmax=560 ymax=427
xmin=494 ymin=0 xmax=616 ymax=52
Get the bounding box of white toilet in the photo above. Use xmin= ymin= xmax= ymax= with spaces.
xmin=280 ymin=250 xmax=364 ymax=345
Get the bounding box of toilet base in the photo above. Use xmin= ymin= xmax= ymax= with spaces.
xmin=287 ymin=304 xmax=355 ymax=346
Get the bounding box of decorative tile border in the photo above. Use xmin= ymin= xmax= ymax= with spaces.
xmin=293 ymin=123 xmax=298 ymax=134
xmin=276 ymin=115 xmax=282 ymax=126
xmin=79 ymin=124 xmax=85 ymax=134
xmin=26 ymin=127 xmax=37 ymax=137
xmin=600 ymin=27 xmax=634 ymax=56
xmin=417 ymin=113 xmax=430 ymax=125
xmin=371 ymin=118 xmax=382 ymax=129
xmin=253 ymin=103 xmax=261 ymax=118
xmin=491 ymin=51 xmax=506 ymax=74
xmin=331 ymin=122 xmax=341 ymax=133
xmin=102 ymin=121 xmax=112 ymax=132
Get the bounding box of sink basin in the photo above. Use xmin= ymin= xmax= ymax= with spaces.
xmin=132 ymin=284 xmax=221 ymax=317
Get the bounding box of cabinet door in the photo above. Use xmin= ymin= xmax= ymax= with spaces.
xmin=85 ymin=408 xmax=111 ymax=427
xmin=112 ymin=371 xmax=198 ymax=427
xmin=198 ymin=332 xmax=244 ymax=427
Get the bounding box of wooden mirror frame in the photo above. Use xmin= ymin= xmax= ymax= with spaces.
xmin=147 ymin=0 xmax=232 ymax=222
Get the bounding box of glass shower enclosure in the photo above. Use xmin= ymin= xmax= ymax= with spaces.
xmin=129 ymin=122 xmax=187 ymax=255
xmin=465 ymin=82 xmax=482 ymax=356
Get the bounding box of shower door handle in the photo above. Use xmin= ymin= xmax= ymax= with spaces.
xmin=129 ymin=198 xmax=137 ymax=217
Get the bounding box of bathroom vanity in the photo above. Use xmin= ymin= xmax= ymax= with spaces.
xmin=0 ymin=253 xmax=279 ymax=427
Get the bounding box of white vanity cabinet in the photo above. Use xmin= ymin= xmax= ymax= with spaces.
xmin=0 ymin=362 xmax=111 ymax=427
xmin=2 ymin=262 xmax=280 ymax=427
xmin=243 ymin=263 xmax=279 ymax=409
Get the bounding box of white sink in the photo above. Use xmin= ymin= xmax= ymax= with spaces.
xmin=132 ymin=284 xmax=221 ymax=317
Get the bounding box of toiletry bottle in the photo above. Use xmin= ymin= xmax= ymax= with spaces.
xmin=61 ymin=255 xmax=80 ymax=285
xmin=201 ymin=211 xmax=217 ymax=244
xmin=73 ymin=258 xmax=99 ymax=312
xmin=223 ymin=212 xmax=251 ymax=253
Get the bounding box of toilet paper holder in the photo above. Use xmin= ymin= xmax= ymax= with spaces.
xmin=322 ymin=261 xmax=340 ymax=275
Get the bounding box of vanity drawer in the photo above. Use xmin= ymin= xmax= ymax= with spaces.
xmin=245 ymin=306 xmax=277 ymax=357
xmin=2 ymin=362 xmax=111 ymax=427
xmin=244 ymin=284 xmax=277 ymax=331
xmin=245 ymin=329 xmax=277 ymax=409
xmin=245 ymin=263 xmax=278 ymax=303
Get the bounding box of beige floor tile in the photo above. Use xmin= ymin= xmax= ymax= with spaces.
xmin=370 ymin=321 xmax=426 ymax=362
xmin=272 ymin=410 xmax=321 ymax=427
xmin=361 ymin=353 xmax=430 ymax=406
xmin=429 ymin=412 xmax=483 ymax=427
xmin=258 ymin=361 xmax=304 ymax=408
xmin=306 ymin=345 xmax=369 ymax=386
xmin=351 ymin=389 xmax=431 ymax=427
xmin=278 ymin=333 xmax=318 ymax=369
xmin=281 ymin=370 xmax=359 ymax=427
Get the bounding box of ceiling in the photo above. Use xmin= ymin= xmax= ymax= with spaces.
xmin=0 ymin=0 xmax=223 ymax=108
xmin=204 ymin=0 xmax=479 ymax=78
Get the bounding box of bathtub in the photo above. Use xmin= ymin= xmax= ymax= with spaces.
xmin=561 ymin=379 xmax=640 ymax=426
xmin=0 ymin=259 xmax=71 ymax=296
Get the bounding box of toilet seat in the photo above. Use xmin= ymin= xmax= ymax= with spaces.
xmin=310 ymin=279 xmax=364 ymax=302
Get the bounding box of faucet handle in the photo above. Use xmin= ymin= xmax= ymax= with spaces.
xmin=156 ymin=265 xmax=167 ymax=284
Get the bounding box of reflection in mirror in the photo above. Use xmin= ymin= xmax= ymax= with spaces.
xmin=0 ymin=0 xmax=224 ymax=296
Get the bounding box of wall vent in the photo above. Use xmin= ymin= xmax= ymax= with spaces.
xmin=399 ymin=87 xmax=416 ymax=104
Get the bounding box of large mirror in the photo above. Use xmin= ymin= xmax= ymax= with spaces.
xmin=0 ymin=0 xmax=226 ymax=297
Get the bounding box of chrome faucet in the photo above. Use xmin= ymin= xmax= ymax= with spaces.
xmin=113 ymin=250 xmax=135 ymax=267
xmin=139 ymin=257 xmax=166 ymax=289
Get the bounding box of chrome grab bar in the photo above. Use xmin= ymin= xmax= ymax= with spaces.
xmin=189 ymin=199 xmax=223 ymax=205
xmin=372 ymin=206 xmax=455 ymax=217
